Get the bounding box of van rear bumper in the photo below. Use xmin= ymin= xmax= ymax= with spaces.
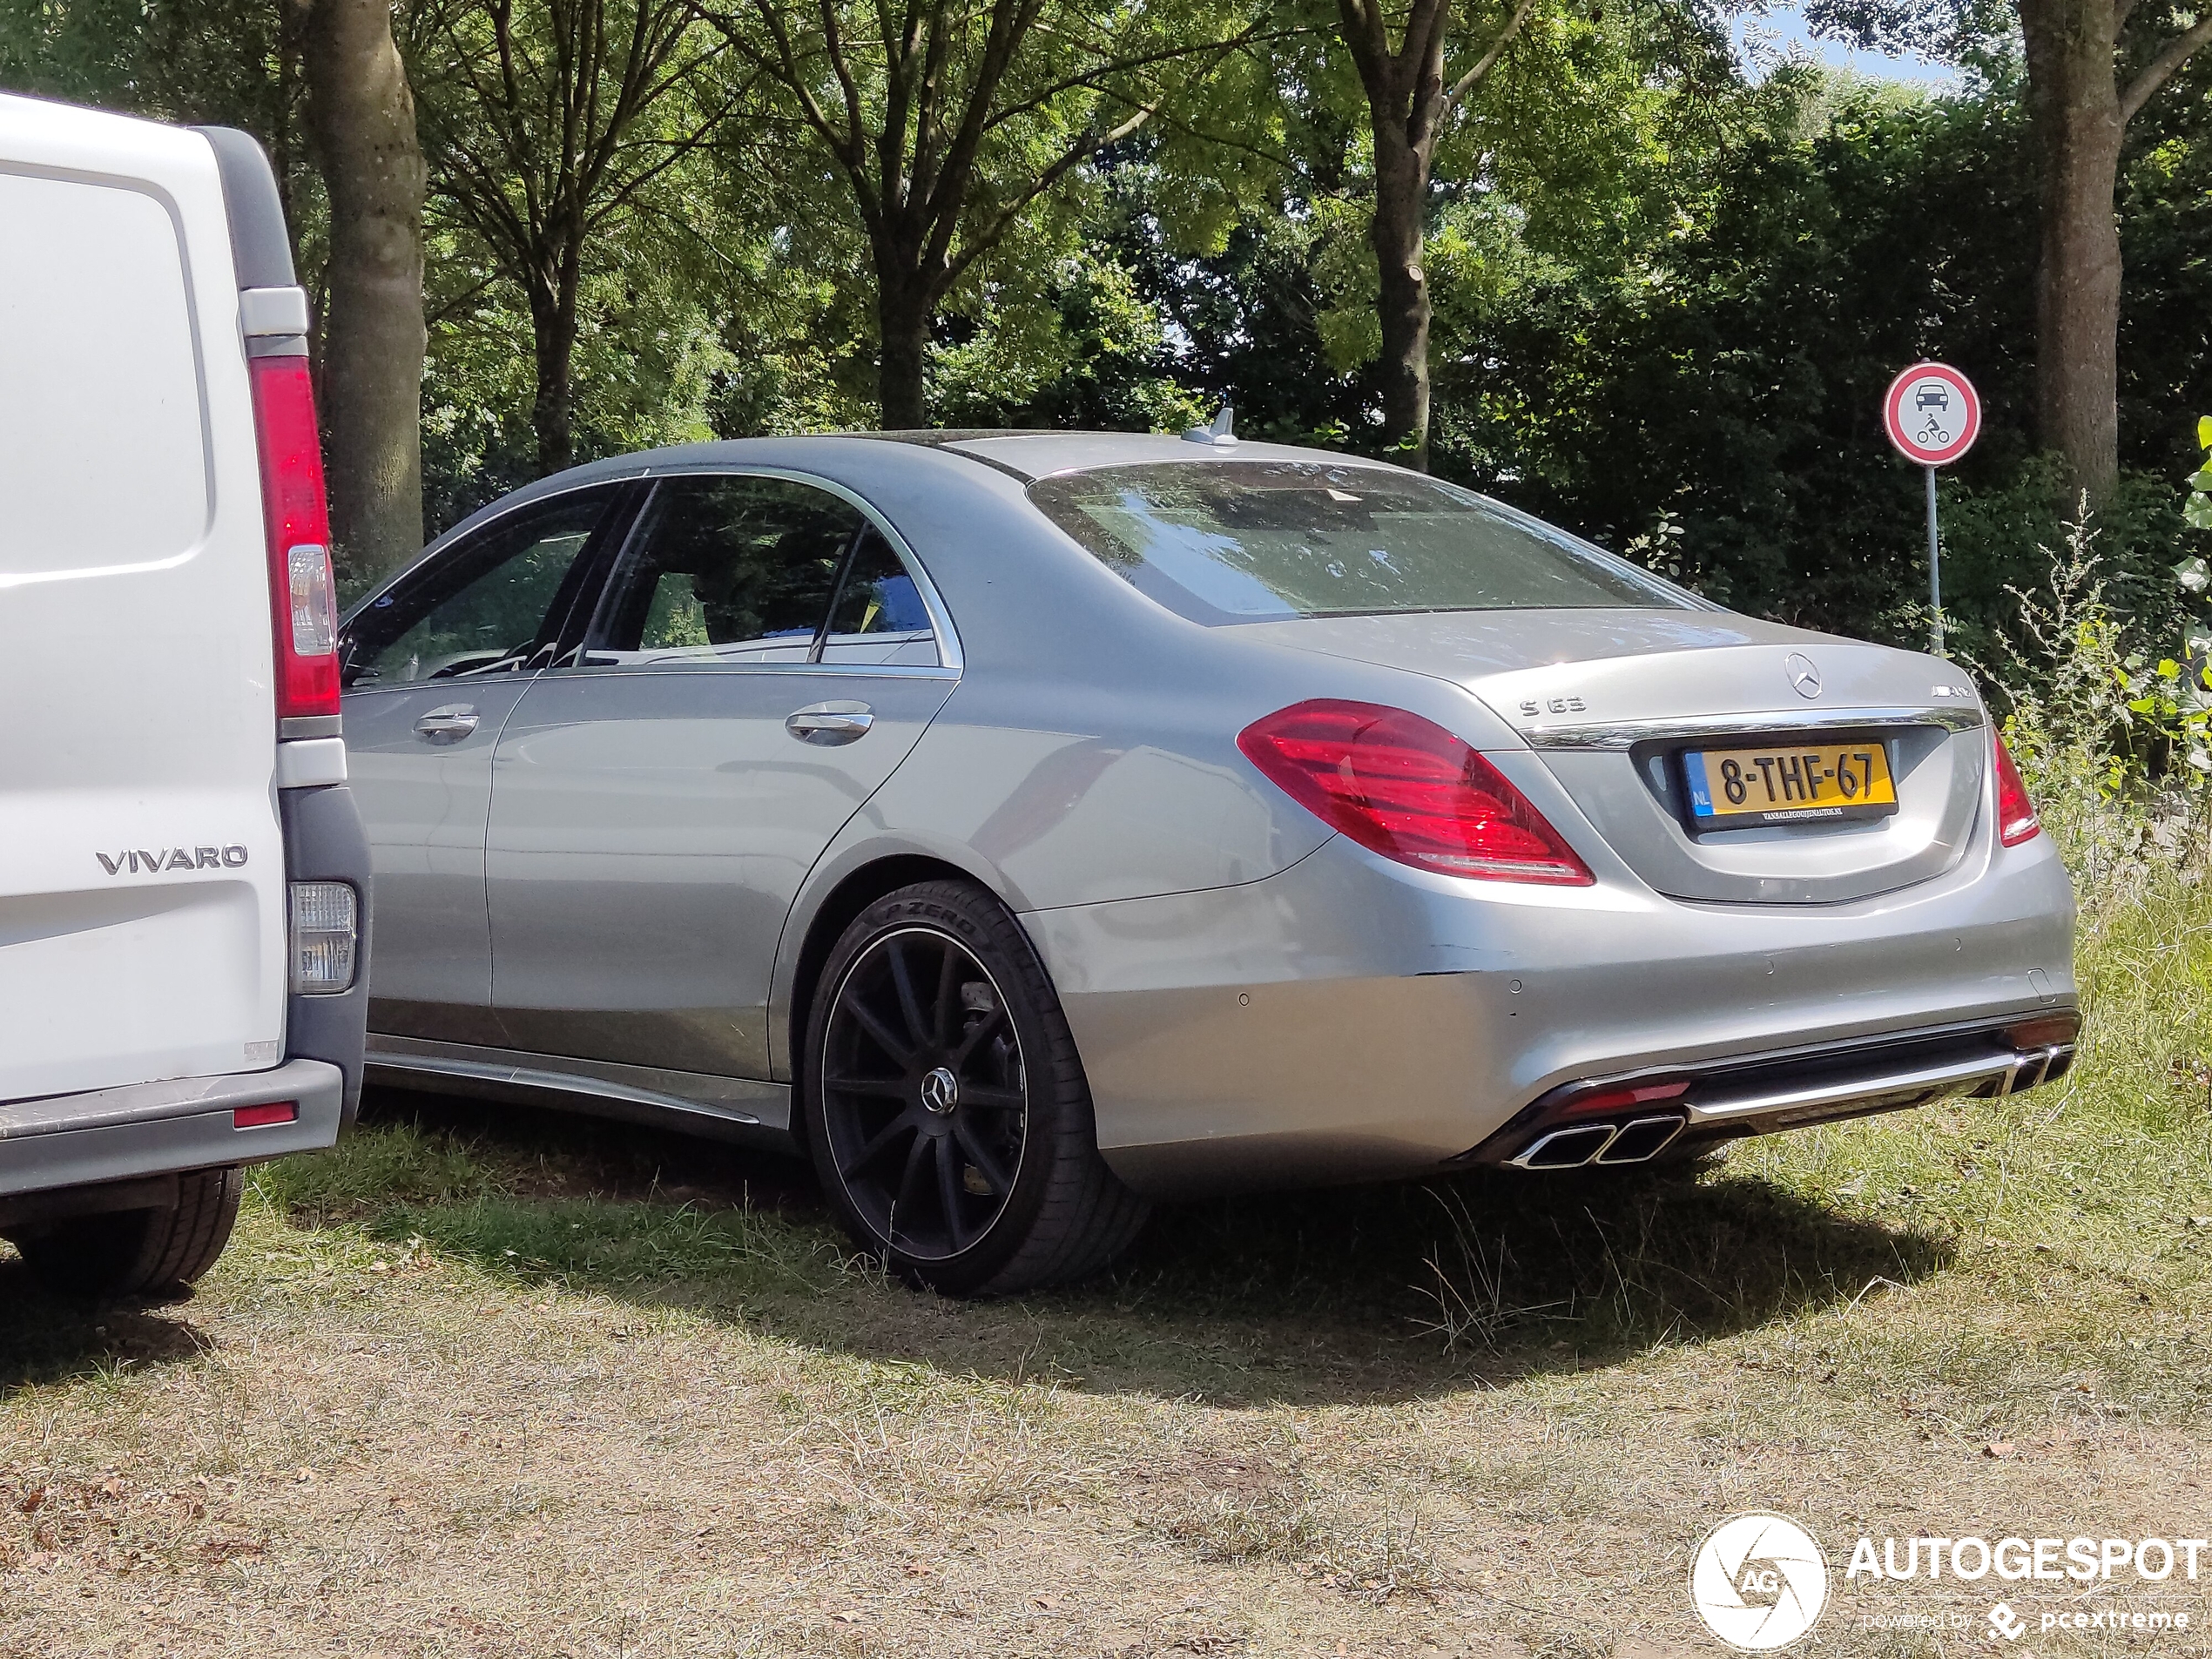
xmin=0 ymin=1058 xmax=343 ymax=1204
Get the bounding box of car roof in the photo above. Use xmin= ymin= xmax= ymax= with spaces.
xmin=495 ymin=429 xmax=1408 ymax=497
xmin=871 ymin=428 xmax=1398 ymax=482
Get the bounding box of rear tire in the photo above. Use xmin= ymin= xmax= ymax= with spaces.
xmin=803 ymin=880 xmax=1149 ymax=1295
xmin=10 ymin=1167 xmax=245 ymax=1300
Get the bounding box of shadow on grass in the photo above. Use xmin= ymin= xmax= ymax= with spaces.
xmin=0 ymin=1261 xmax=216 ymax=1396
xmin=262 ymin=1086 xmax=1952 ymax=1406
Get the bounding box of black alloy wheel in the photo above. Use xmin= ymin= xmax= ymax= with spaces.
xmin=819 ymin=925 xmax=1028 ymax=1259
xmin=803 ymin=880 xmax=1150 ymax=1294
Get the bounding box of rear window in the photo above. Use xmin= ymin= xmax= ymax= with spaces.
xmin=1027 ymin=461 xmax=1691 ymax=624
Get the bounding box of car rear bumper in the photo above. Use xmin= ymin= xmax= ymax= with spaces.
xmin=1460 ymin=1013 xmax=2079 ymax=1170
xmin=0 ymin=1057 xmax=344 ymax=1214
xmin=1022 ymin=827 xmax=2076 ymax=1198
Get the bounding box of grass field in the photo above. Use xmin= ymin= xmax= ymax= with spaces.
xmin=3 ymin=854 xmax=2209 ymax=1656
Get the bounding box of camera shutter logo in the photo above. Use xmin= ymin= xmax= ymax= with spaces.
xmin=1689 ymin=1513 xmax=1830 ymax=1651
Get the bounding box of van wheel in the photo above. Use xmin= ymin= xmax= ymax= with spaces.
xmin=10 ymin=1167 xmax=245 ymax=1301
xmin=804 ymin=880 xmax=1149 ymax=1295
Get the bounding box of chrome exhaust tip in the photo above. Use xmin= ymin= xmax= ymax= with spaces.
xmin=1510 ymin=1123 xmax=1617 ymax=1170
xmin=1507 ymin=1113 xmax=1689 ymax=1170
xmin=2000 ymin=1042 xmax=2074 ymax=1096
xmin=1592 ymin=1113 xmax=1688 ymax=1165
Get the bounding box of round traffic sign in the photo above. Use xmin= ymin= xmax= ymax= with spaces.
xmin=1883 ymin=362 xmax=1979 ymax=466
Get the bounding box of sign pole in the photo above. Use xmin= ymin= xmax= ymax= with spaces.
xmin=1925 ymin=464 xmax=1942 ymax=658
xmin=1882 ymin=361 xmax=1979 ymax=660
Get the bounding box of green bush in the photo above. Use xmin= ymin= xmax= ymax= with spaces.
xmin=1993 ymin=456 xmax=2212 ymax=892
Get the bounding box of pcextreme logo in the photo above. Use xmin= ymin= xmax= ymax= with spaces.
xmin=1689 ymin=1514 xmax=1830 ymax=1651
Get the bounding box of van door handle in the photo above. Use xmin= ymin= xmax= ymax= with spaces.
xmin=414 ymin=705 xmax=480 ymax=744
xmin=786 ymin=702 xmax=874 ymax=745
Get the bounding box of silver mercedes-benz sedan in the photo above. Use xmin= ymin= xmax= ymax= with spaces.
xmin=338 ymin=429 xmax=2078 ymax=1292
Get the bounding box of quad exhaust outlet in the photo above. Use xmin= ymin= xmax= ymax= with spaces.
xmin=1511 ymin=1113 xmax=1687 ymax=1170
xmin=1474 ymin=1020 xmax=2080 ymax=1172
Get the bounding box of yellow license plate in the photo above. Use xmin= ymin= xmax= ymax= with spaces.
xmin=1683 ymin=740 xmax=1897 ymax=825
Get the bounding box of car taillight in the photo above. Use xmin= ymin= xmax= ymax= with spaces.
xmin=1238 ymin=699 xmax=1594 ymax=884
xmin=247 ymin=354 xmax=340 ymax=720
xmin=1993 ymin=732 xmax=2040 ymax=846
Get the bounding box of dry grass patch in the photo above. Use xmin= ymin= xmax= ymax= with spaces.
xmin=1 ymin=865 xmax=2209 ymax=1656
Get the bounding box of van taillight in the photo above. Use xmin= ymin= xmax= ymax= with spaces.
xmin=247 ymin=354 xmax=340 ymax=720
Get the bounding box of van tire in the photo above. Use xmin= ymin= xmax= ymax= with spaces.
xmin=10 ymin=1167 xmax=246 ymax=1300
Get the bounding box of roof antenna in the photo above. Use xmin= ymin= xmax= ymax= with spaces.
xmin=1183 ymin=404 xmax=1237 ymax=447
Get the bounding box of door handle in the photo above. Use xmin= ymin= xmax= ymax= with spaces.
xmin=785 ymin=702 xmax=874 ymax=745
xmin=414 ymin=704 xmax=481 ymax=744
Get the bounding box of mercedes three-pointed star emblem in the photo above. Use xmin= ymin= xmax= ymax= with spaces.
xmin=920 ymin=1066 xmax=960 ymax=1115
xmin=1785 ymin=653 xmax=1823 ymax=699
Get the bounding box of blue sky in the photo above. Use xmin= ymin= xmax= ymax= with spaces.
xmin=1732 ymin=2 xmax=1960 ymax=88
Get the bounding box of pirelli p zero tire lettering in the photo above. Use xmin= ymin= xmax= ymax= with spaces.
xmin=9 ymin=1166 xmax=246 ymax=1301
xmin=804 ymin=880 xmax=1149 ymax=1296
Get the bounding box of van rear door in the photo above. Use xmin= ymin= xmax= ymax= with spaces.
xmin=0 ymin=96 xmax=288 ymax=1102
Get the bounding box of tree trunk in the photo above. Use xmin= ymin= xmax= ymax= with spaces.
xmin=1370 ymin=124 xmax=1433 ymax=470
xmin=2022 ymin=0 xmax=2124 ymax=502
xmin=876 ymin=269 xmax=932 ymax=430
xmin=272 ymin=7 xmax=309 ymax=279
xmin=302 ymin=0 xmax=427 ymax=584
xmin=528 ymin=274 xmax=582 ymax=475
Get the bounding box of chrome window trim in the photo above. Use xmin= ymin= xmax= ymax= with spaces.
xmin=343 ymin=677 xmax=518 ymax=703
xmin=1516 ymin=705 xmax=1985 ymax=752
xmin=584 ymin=463 xmax=965 ymax=676
xmin=344 ymin=467 xmax=966 ymax=675
xmin=537 ymin=660 xmax=961 ymax=685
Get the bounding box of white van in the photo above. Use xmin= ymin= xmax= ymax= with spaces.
xmin=0 ymin=94 xmax=369 ymax=1298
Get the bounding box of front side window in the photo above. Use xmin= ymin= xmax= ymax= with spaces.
xmin=1028 ymin=462 xmax=1695 ymax=625
xmin=342 ymin=488 xmax=616 ymax=686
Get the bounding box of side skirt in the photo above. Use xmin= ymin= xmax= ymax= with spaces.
xmin=364 ymin=1035 xmax=794 ymax=1150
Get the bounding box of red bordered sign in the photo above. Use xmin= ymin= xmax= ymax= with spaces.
xmin=1883 ymin=362 xmax=1980 ymax=466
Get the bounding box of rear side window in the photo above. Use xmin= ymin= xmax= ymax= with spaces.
xmin=590 ymin=474 xmax=939 ymax=669
xmin=342 ymin=489 xmax=616 ymax=685
xmin=0 ymin=173 xmax=206 ymax=580
xmin=819 ymin=527 xmax=938 ymax=665
xmin=595 ymin=475 xmax=862 ymax=664
xmin=1027 ymin=462 xmax=1692 ymax=624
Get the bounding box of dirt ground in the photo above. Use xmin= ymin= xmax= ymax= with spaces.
xmin=2 ymin=1067 xmax=2208 ymax=1658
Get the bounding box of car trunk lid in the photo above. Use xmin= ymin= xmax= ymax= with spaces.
xmin=1235 ymin=609 xmax=1987 ymax=905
